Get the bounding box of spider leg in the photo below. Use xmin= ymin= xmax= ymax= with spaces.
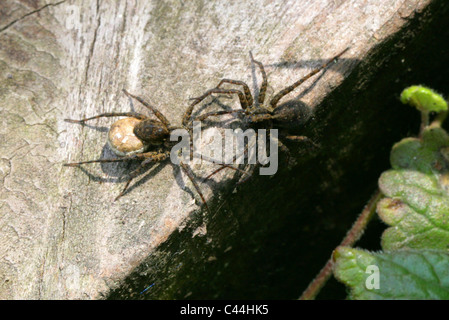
xmin=235 ymin=133 xmax=288 ymax=184
xmin=65 ymin=151 xmax=167 ymax=199
xmin=249 ymin=51 xmax=268 ymax=106
xmin=284 ymin=135 xmax=308 ymax=141
xmin=283 ymin=134 xmax=319 ymax=148
xmin=64 ymin=112 xmax=147 ymax=123
xmin=269 ymin=47 xmax=349 ymax=109
xmin=216 ymin=79 xmax=254 ymax=108
xmin=183 ymin=88 xmax=249 ymax=127
xmin=236 ymin=163 xmax=258 ymax=185
xmin=179 ymin=161 xmax=211 ymax=215
xmin=194 ymin=109 xmax=245 ymax=122
xmin=182 ymin=89 xmax=247 ymax=158
xmin=64 ymin=151 xmax=163 ymax=166
xmin=122 ymin=89 xmax=171 ymax=128
xmin=114 ymin=151 xmax=170 ymax=201
xmin=200 ymin=145 xmax=253 ymax=181
xmin=203 ymin=134 xmax=255 ymax=181
xmin=274 ymin=136 xmax=291 ymax=165
xmin=228 ymin=134 xmax=261 ymax=185
xmin=114 ymin=159 xmax=152 ymax=201
xmin=204 ymin=164 xmax=250 ymax=180
xmin=64 ymin=157 xmax=136 ymax=166
xmin=246 ymin=111 xmax=274 ymax=123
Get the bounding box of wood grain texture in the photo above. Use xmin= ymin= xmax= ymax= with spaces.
xmin=0 ymin=0 xmax=430 ymax=299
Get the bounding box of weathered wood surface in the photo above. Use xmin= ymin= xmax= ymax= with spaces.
xmin=0 ymin=0 xmax=438 ymax=299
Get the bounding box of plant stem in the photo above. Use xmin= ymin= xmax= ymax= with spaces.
xmin=419 ymin=111 xmax=429 ymax=137
xmin=298 ymin=189 xmax=383 ymax=300
xmin=431 ymin=110 xmax=448 ymax=128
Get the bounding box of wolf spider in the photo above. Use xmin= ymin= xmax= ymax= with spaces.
xmin=64 ymin=89 xmax=212 ymax=213
xmin=183 ymin=47 xmax=349 ymax=181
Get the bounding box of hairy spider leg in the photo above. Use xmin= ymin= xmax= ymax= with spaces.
xmin=65 ymin=149 xmax=212 ymax=214
xmin=114 ymin=151 xmax=170 ymax=201
xmin=205 ymin=129 xmax=293 ymax=183
xmin=183 ymin=51 xmax=269 ymax=127
xmin=179 ymin=161 xmax=210 ymax=215
xmin=64 ymin=112 xmax=147 ymax=123
xmin=194 ymin=109 xmax=245 ymax=122
xmin=208 ymin=129 xmax=275 ymax=185
xmin=64 ymin=151 xmax=160 ymax=166
xmin=182 ymin=89 xmax=249 ymax=161
xmin=65 ymin=152 xmax=166 ymax=199
xmin=269 ymin=47 xmax=349 ymax=109
xmin=205 ymin=162 xmax=253 ymax=182
xmin=273 ymin=134 xmax=291 ymax=165
xmin=183 ymin=88 xmax=249 ymax=127
xmin=249 ymin=51 xmax=268 ymax=106
xmin=283 ymin=134 xmax=319 ymax=148
xmin=182 ymin=53 xmax=266 ymax=128
xmin=122 ymin=89 xmax=171 ymax=128
xmin=199 ymin=149 xmax=252 ymax=182
xmin=215 ymin=79 xmax=254 ymax=107
xmin=204 ymin=132 xmax=257 ymax=182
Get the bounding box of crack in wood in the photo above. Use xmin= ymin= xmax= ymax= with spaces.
xmin=0 ymin=1 xmax=67 ymax=33
xmin=83 ymin=0 xmax=102 ymax=84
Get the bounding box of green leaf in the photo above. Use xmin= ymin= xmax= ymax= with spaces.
xmin=331 ymin=87 xmax=449 ymax=300
xmin=400 ymin=86 xmax=447 ymax=113
xmin=377 ymin=126 xmax=449 ymax=250
xmin=333 ymin=247 xmax=449 ymax=300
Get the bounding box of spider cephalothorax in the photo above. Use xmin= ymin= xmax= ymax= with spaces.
xmin=64 ymin=89 xmax=210 ymax=213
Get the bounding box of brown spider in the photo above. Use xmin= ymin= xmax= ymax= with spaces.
xmin=64 ymin=89 xmax=211 ymax=213
xmin=183 ymin=47 xmax=349 ymax=181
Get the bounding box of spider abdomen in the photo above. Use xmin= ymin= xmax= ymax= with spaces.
xmin=108 ymin=117 xmax=148 ymax=156
xmin=133 ymin=119 xmax=170 ymax=145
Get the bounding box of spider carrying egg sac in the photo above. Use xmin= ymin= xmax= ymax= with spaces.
xmin=107 ymin=118 xmax=148 ymax=156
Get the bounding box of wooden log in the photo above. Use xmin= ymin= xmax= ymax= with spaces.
xmin=0 ymin=0 xmax=444 ymax=299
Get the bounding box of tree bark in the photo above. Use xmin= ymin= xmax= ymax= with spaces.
xmin=0 ymin=0 xmax=438 ymax=299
